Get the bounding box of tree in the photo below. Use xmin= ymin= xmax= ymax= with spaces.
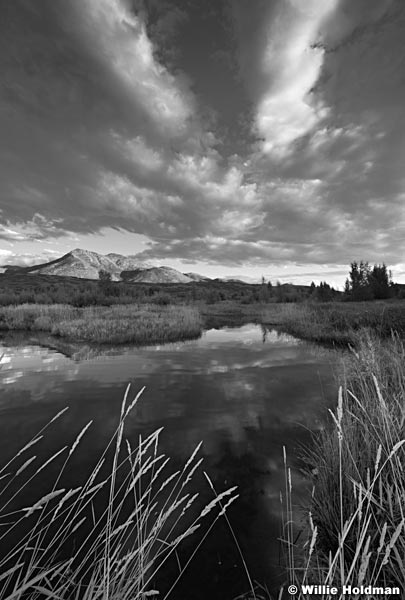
xmin=347 ymin=261 xmax=373 ymax=300
xmin=275 ymin=281 xmax=283 ymax=302
xmin=345 ymin=261 xmax=393 ymax=301
xmin=368 ymin=263 xmax=391 ymax=299
xmin=310 ymin=281 xmax=335 ymax=302
xmin=98 ymin=269 xmax=113 ymax=294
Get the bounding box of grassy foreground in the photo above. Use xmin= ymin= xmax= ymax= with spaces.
xmin=283 ymin=332 xmax=405 ymax=598
xmin=0 ymin=387 xmax=242 ymax=600
xmin=0 ymin=304 xmax=202 ymax=345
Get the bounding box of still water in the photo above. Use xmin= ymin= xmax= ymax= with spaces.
xmin=0 ymin=324 xmax=338 ymax=598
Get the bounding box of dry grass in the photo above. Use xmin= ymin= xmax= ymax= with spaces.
xmin=0 ymin=386 xmax=247 ymax=600
xmin=280 ymin=333 xmax=405 ymax=598
xmin=0 ymin=304 xmax=202 ymax=345
xmin=262 ymin=302 xmax=405 ymax=346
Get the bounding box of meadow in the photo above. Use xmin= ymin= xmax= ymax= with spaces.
xmin=0 ymin=304 xmax=202 ymax=345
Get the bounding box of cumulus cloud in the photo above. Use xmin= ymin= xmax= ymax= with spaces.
xmin=0 ymin=248 xmax=61 ymax=267
xmin=1 ymin=0 xmax=405 ymax=278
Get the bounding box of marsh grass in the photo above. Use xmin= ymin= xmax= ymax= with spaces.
xmin=262 ymin=302 xmax=405 ymax=346
xmin=0 ymin=385 xmax=246 ymax=600
xmin=0 ymin=304 xmax=202 ymax=345
xmin=280 ymin=333 xmax=405 ymax=598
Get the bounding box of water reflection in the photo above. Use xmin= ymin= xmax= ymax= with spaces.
xmin=0 ymin=324 xmax=338 ymax=598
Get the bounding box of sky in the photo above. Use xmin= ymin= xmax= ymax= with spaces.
xmin=1 ymin=0 xmax=405 ymax=287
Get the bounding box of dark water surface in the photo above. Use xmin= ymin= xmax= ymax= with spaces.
xmin=0 ymin=324 xmax=339 ymax=598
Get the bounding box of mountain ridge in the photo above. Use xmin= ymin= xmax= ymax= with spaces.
xmin=1 ymin=249 xmax=209 ymax=284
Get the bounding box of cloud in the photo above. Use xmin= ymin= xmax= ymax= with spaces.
xmin=254 ymin=0 xmax=339 ymax=157
xmin=0 ymin=248 xmax=61 ymax=267
xmin=1 ymin=0 xmax=405 ymax=277
xmin=70 ymin=0 xmax=196 ymax=140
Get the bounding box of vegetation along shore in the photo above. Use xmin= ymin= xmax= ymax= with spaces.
xmin=0 ymin=303 xmax=202 ymax=345
xmin=1 ymin=259 xmax=405 ymax=597
xmin=284 ymin=332 xmax=405 ymax=598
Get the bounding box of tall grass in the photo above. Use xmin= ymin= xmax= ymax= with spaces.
xmin=262 ymin=302 xmax=405 ymax=346
xmin=0 ymin=304 xmax=202 ymax=345
xmin=0 ymin=386 xmax=243 ymax=599
xmin=281 ymin=332 xmax=405 ymax=598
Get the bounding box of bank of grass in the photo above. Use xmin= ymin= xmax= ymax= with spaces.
xmin=262 ymin=301 xmax=405 ymax=346
xmin=0 ymin=303 xmax=202 ymax=345
xmin=0 ymin=386 xmax=243 ymax=599
xmin=200 ymin=301 xmax=271 ymax=328
xmin=282 ymin=332 xmax=405 ymax=598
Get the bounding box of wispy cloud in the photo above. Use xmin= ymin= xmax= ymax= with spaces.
xmin=254 ymin=0 xmax=339 ymax=157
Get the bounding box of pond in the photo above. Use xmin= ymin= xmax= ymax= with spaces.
xmin=0 ymin=324 xmax=339 ymax=599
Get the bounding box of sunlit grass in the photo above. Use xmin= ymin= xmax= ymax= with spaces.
xmin=0 ymin=386 xmax=243 ymax=600
xmin=280 ymin=333 xmax=405 ymax=598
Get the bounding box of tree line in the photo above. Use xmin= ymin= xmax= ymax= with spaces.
xmin=343 ymin=261 xmax=398 ymax=301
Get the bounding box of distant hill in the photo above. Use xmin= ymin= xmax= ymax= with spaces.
xmin=3 ymin=249 xmax=123 ymax=280
xmin=121 ymin=266 xmax=194 ymax=284
xmin=221 ymin=275 xmax=261 ymax=284
xmin=184 ymin=272 xmax=211 ymax=282
xmin=1 ymin=249 xmax=208 ymax=284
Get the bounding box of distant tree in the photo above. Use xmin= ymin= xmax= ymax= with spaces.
xmin=98 ymin=269 xmax=113 ymax=294
xmin=347 ymin=261 xmax=373 ymax=300
xmin=310 ymin=281 xmax=335 ymax=302
xmin=368 ymin=263 xmax=391 ymax=299
xmin=98 ymin=269 xmax=112 ymax=283
xmin=344 ymin=261 xmax=393 ymax=301
xmin=275 ymin=280 xmax=283 ymax=302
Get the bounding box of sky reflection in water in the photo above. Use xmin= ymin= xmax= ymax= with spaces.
xmin=0 ymin=324 xmax=339 ymax=597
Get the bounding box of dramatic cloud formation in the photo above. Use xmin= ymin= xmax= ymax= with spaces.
xmin=1 ymin=0 xmax=405 ymax=283
xmin=254 ymin=0 xmax=339 ymax=157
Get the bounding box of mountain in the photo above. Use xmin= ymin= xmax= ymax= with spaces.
xmin=221 ymin=275 xmax=261 ymax=284
xmin=106 ymin=253 xmax=153 ymax=271
xmin=184 ymin=272 xmax=211 ymax=282
xmin=122 ymin=266 xmax=193 ymax=284
xmin=1 ymin=249 xmax=207 ymax=284
xmin=21 ymin=249 xmax=123 ymax=280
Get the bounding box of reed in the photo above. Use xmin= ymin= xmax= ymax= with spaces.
xmin=0 ymin=386 xmax=246 ymax=600
xmin=281 ymin=332 xmax=405 ymax=598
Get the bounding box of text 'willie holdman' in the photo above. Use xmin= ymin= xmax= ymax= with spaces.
xmin=300 ymin=584 xmax=400 ymax=595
